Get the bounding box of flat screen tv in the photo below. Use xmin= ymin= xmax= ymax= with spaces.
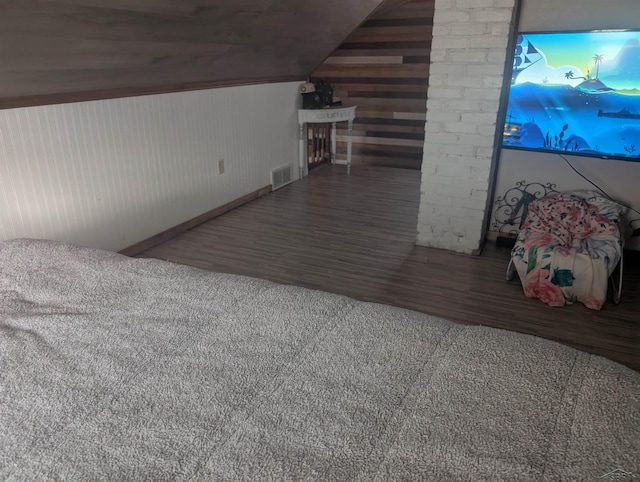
xmin=501 ymin=29 xmax=640 ymax=162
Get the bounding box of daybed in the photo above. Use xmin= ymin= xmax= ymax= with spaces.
xmin=1 ymin=239 xmax=638 ymax=480
xmin=507 ymin=191 xmax=626 ymax=310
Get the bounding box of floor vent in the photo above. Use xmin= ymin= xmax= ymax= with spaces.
xmin=270 ymin=164 xmax=293 ymax=191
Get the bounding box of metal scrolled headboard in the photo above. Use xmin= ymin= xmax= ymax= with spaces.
xmin=492 ymin=180 xmax=558 ymax=236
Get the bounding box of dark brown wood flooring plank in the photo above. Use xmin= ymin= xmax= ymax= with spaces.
xmin=362 ymin=17 xmax=433 ymax=28
xmin=330 ymin=48 xmax=430 ymax=57
xmin=313 ymin=66 xmax=429 ymax=79
xmin=346 ymin=30 xmax=433 ymax=42
xmin=139 ymin=165 xmax=640 ymax=371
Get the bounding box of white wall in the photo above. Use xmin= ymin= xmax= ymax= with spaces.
xmin=0 ymin=82 xmax=301 ymax=251
xmin=492 ymin=0 xmax=640 ymax=250
xmin=518 ymin=0 xmax=638 ymax=31
xmin=491 ymin=152 xmax=640 ymax=248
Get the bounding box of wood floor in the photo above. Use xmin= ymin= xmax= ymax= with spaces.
xmin=139 ymin=165 xmax=640 ymax=371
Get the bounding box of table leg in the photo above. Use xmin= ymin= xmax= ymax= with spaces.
xmin=347 ymin=120 xmax=353 ymax=175
xmin=331 ymin=122 xmax=337 ymax=165
xmin=298 ymin=123 xmax=305 ymax=179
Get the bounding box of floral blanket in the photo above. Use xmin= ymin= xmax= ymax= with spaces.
xmin=511 ymin=193 xmax=621 ymax=310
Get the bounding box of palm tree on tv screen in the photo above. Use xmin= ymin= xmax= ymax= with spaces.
xmin=592 ymin=54 xmax=604 ymax=79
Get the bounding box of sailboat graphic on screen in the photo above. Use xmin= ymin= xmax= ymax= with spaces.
xmin=511 ymin=35 xmax=543 ymax=84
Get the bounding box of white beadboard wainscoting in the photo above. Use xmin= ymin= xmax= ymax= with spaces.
xmin=0 ymin=82 xmax=301 ymax=251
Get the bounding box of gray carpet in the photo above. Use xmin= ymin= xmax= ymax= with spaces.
xmin=0 ymin=239 xmax=638 ymax=481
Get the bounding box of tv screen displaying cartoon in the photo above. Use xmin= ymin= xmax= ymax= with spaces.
xmin=501 ymin=30 xmax=640 ymax=162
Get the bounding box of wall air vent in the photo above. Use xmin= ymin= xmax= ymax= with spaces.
xmin=270 ymin=164 xmax=293 ymax=191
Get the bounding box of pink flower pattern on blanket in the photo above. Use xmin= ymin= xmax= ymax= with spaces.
xmin=523 ymin=266 xmax=565 ymax=307
xmin=522 ymin=231 xmax=553 ymax=250
xmin=521 ymin=193 xmax=618 ymax=249
xmin=510 ymin=193 xmax=621 ymax=310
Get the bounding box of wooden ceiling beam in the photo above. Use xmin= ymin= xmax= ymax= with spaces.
xmin=0 ymin=0 xmax=385 ymax=107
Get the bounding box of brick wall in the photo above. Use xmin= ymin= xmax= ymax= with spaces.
xmin=416 ymin=0 xmax=515 ymax=254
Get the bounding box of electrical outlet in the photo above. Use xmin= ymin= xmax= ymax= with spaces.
xmin=218 ymin=159 xmax=225 ymax=174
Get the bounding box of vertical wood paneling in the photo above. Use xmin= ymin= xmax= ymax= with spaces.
xmin=0 ymin=82 xmax=301 ymax=251
xmin=310 ymin=0 xmax=434 ymax=170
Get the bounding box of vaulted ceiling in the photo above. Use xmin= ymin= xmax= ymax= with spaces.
xmin=0 ymin=0 xmax=411 ymax=108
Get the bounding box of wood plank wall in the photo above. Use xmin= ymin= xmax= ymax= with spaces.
xmin=0 ymin=0 xmax=386 ymax=109
xmin=310 ymin=0 xmax=434 ymax=170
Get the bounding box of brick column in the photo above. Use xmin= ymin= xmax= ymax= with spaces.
xmin=417 ymin=0 xmax=515 ymax=254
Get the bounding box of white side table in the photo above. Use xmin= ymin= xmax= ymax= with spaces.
xmin=298 ymin=106 xmax=357 ymax=178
